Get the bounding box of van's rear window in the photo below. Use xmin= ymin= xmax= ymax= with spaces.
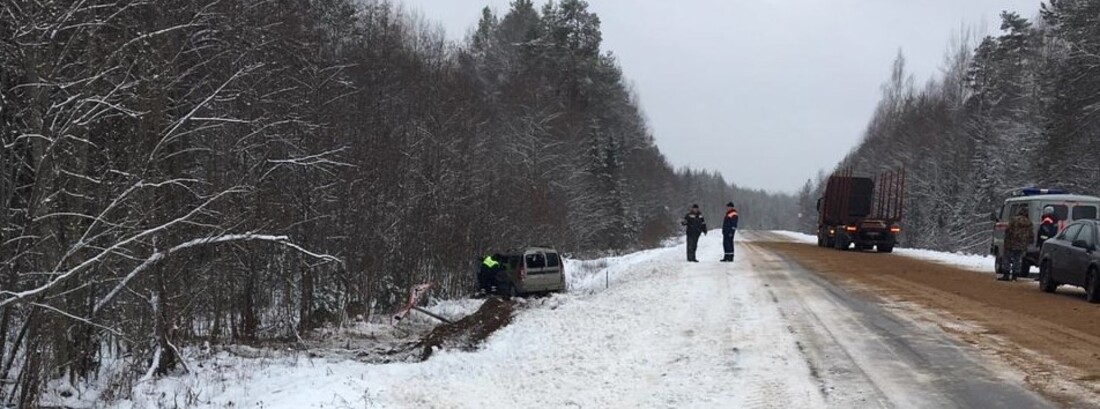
xmin=1073 ymin=206 xmax=1098 ymax=220
xmin=546 ymin=253 xmax=560 ymax=267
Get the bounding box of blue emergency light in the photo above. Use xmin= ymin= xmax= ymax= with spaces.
xmin=1019 ymin=187 xmax=1069 ymax=196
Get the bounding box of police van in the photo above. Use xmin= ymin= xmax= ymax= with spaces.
xmin=991 ymin=188 xmax=1100 ymax=278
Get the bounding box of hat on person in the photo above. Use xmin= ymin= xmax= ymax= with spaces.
xmin=1043 ymin=206 xmax=1054 ymax=215
xmin=727 ymin=202 xmax=735 ymax=207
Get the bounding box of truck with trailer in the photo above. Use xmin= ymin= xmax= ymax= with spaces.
xmin=816 ymin=168 xmax=906 ymax=253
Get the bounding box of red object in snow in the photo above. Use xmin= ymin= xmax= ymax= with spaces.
xmin=391 ymin=283 xmax=433 ymax=325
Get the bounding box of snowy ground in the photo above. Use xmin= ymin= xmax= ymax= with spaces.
xmin=109 ymin=231 xmax=1048 ymax=408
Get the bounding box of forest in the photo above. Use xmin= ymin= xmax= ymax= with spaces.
xmin=798 ymin=0 xmax=1100 ymax=254
xmin=0 ymin=0 xmax=798 ymax=404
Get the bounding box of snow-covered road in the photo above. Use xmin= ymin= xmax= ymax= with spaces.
xmin=117 ymin=232 xmax=1053 ymax=408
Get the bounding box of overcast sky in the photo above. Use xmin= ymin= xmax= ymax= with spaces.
xmin=399 ymin=0 xmax=1041 ymax=193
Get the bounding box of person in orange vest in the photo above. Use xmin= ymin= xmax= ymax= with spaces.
xmin=1037 ymin=206 xmax=1060 ymax=247
xmin=721 ymin=202 xmax=740 ymax=262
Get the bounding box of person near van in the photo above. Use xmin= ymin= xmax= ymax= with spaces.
xmin=721 ymin=202 xmax=739 ymax=262
xmin=1038 ymin=206 xmax=1060 ymax=247
xmin=1002 ymin=208 xmax=1035 ymax=281
xmin=682 ymin=204 xmax=707 ymax=262
xmin=478 ymin=254 xmax=506 ymax=293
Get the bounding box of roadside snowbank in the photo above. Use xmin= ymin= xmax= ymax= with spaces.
xmin=110 ymin=232 xmax=832 ymax=408
xmin=110 ymin=241 xmax=681 ymax=408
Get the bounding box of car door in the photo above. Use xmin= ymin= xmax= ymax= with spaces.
xmin=544 ymin=251 xmax=564 ymax=291
xmin=524 ymin=251 xmax=548 ymax=291
xmin=1052 ymin=223 xmax=1082 ymax=284
xmin=1068 ymin=223 xmax=1097 ymax=287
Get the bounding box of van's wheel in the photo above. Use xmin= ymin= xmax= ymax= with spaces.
xmin=1039 ymin=261 xmax=1059 ymax=293
xmin=835 ymin=234 xmax=848 ymax=251
xmin=878 ymin=245 xmax=894 ymax=253
xmin=1020 ymin=260 xmax=1033 ymax=279
xmin=994 ymin=252 xmax=1007 ymax=278
xmin=1086 ymin=268 xmax=1100 ymax=304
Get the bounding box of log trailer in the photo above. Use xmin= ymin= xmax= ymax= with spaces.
xmin=816 ymin=168 xmax=906 ymax=253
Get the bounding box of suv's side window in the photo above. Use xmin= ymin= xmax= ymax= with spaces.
xmin=525 ymin=253 xmax=546 ymax=269
xmin=1061 ymin=224 xmax=1083 ymax=241
xmin=546 ymin=252 xmax=560 ymax=268
xmin=1006 ymin=203 xmax=1030 ymax=220
xmin=1050 ymin=204 xmax=1069 ymax=220
xmin=1003 ymin=204 xmax=1019 ymax=221
xmin=1077 ymin=224 xmax=1095 ymax=247
xmin=1072 ymin=205 xmax=1098 ymax=220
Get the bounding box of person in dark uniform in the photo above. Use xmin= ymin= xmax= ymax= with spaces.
xmin=478 ymin=254 xmax=506 ymax=294
xmin=721 ymin=202 xmax=739 ymax=262
xmin=682 ymin=204 xmax=707 ymax=262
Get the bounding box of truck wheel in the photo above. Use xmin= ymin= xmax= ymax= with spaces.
xmin=1039 ymin=261 xmax=1059 ymax=293
xmin=878 ymin=245 xmax=894 ymax=253
xmin=1020 ymin=260 xmax=1033 ymax=279
xmin=1087 ymin=268 xmax=1100 ymax=304
xmin=834 ymin=234 xmax=847 ymax=251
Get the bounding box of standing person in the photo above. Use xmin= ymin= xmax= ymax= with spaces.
xmin=1037 ymin=206 xmax=1060 ymax=247
xmin=1002 ymin=207 xmax=1034 ymax=282
xmin=682 ymin=204 xmax=707 ymax=262
xmin=721 ymin=202 xmax=740 ymax=262
xmin=478 ymin=254 xmax=506 ymax=294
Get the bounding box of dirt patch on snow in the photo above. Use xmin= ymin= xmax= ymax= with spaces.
xmin=210 ymin=299 xmax=513 ymax=364
xmin=417 ymin=297 xmax=515 ymax=360
xmin=755 ymin=237 xmax=1100 ymax=408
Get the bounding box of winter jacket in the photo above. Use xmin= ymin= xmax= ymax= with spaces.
xmin=683 ymin=211 xmax=707 ymax=236
xmin=723 ymin=209 xmax=740 ymax=236
xmin=1038 ymin=214 xmax=1060 ymax=244
xmin=1004 ymin=215 xmax=1035 ymax=252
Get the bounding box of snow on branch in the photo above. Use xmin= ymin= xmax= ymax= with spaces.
xmin=1 ymin=187 xmax=246 ymax=307
xmin=260 ymin=147 xmax=355 ymax=181
xmin=267 ymin=147 xmax=355 ymax=168
xmin=92 ymin=233 xmax=340 ymax=315
xmin=149 ymin=65 xmax=256 ymax=161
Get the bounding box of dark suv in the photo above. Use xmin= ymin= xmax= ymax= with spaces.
xmin=1037 ymin=219 xmax=1100 ymax=303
